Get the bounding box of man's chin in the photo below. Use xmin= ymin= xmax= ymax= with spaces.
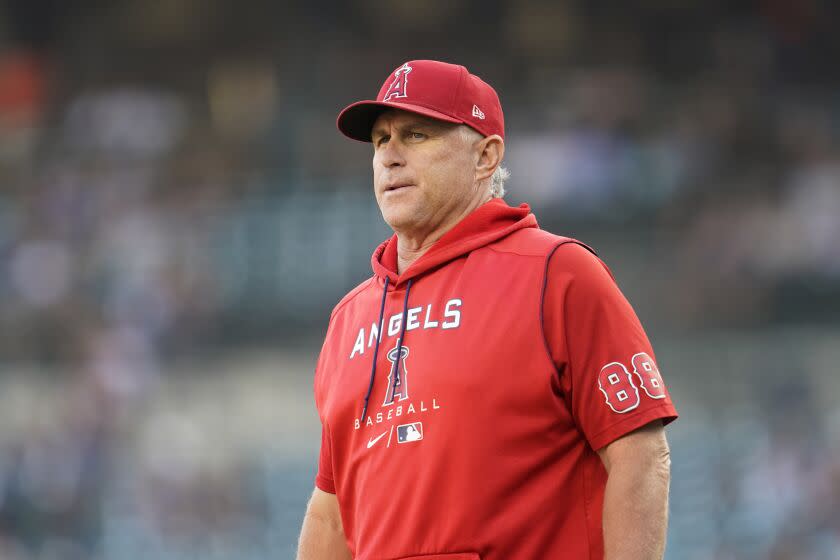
xmin=380 ymin=205 xmax=424 ymax=233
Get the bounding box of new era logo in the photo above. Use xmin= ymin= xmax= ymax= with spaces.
xmin=472 ymin=104 xmax=485 ymax=119
xmin=397 ymin=422 xmax=423 ymax=443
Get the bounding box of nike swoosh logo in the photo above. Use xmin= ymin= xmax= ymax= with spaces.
xmin=367 ymin=431 xmax=388 ymax=448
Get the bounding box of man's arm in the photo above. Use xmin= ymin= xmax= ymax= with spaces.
xmin=297 ymin=487 xmax=353 ymax=560
xmin=597 ymin=420 xmax=671 ymax=560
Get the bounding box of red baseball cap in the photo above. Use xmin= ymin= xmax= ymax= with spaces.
xmin=337 ymin=60 xmax=504 ymax=142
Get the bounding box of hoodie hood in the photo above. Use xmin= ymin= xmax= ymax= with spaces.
xmin=358 ymin=198 xmax=537 ymax=423
xmin=371 ymin=198 xmax=538 ymax=288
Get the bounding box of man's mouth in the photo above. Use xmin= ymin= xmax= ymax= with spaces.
xmin=385 ymin=183 xmax=414 ymax=192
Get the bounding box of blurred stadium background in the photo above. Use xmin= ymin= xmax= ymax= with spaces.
xmin=0 ymin=1 xmax=839 ymax=559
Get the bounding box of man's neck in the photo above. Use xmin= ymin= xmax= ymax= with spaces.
xmin=395 ymin=194 xmax=492 ymax=275
xmin=396 ymin=235 xmax=440 ymax=275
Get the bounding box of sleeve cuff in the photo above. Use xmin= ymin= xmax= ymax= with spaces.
xmin=587 ymin=403 xmax=678 ymax=451
xmin=315 ymin=473 xmax=336 ymax=494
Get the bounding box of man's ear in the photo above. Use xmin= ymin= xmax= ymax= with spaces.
xmin=475 ymin=134 xmax=504 ymax=182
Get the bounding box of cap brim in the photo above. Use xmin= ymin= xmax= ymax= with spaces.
xmin=336 ymin=100 xmax=463 ymax=142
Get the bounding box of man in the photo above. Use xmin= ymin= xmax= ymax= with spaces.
xmin=297 ymin=60 xmax=677 ymax=560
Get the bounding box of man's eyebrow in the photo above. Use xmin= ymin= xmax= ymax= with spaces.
xmin=371 ymin=124 xmax=394 ymax=142
xmin=371 ymin=119 xmax=450 ymax=141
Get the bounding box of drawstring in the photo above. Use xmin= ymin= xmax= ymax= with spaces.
xmin=361 ymin=276 xmax=389 ymax=423
xmin=389 ymin=279 xmax=413 ymax=403
xmin=360 ymin=277 xmax=414 ymax=423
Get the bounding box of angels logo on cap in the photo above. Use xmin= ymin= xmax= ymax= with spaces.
xmin=382 ymin=63 xmax=412 ymax=101
xmin=336 ymin=59 xmax=505 ymax=143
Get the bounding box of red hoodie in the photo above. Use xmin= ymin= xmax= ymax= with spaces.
xmin=314 ymin=198 xmax=677 ymax=560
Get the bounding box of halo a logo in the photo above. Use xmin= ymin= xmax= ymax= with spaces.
xmin=383 ymin=63 xmax=412 ymax=101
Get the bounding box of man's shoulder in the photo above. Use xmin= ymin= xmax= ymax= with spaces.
xmin=329 ymin=276 xmax=377 ymax=321
xmin=488 ymin=227 xmax=596 ymax=259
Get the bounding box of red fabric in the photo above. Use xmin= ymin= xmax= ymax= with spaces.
xmin=313 ymin=199 xmax=677 ymax=559
xmin=543 ymin=243 xmax=678 ymax=451
xmin=315 ymin=424 xmax=336 ymax=494
xmin=337 ymin=60 xmax=504 ymax=142
xmin=371 ymin=198 xmax=535 ymax=287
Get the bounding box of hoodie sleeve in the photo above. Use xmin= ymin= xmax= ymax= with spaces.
xmin=316 ymin=424 xmax=336 ymax=494
xmin=543 ymin=242 xmax=678 ymax=451
xmin=313 ymin=339 xmax=337 ymax=494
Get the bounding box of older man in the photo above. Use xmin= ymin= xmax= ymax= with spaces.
xmin=297 ymin=60 xmax=677 ymax=560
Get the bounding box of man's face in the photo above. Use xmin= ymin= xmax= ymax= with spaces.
xmin=371 ymin=109 xmax=480 ymax=237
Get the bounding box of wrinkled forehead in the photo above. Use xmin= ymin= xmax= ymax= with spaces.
xmin=371 ymin=108 xmax=459 ymax=135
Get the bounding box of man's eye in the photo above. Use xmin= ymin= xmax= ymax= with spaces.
xmin=409 ymin=132 xmax=425 ymax=140
xmin=376 ymin=135 xmax=390 ymax=146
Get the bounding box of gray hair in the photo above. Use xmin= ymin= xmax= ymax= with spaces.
xmin=490 ymin=165 xmax=510 ymax=198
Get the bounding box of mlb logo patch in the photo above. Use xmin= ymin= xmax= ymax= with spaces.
xmin=397 ymin=422 xmax=423 ymax=443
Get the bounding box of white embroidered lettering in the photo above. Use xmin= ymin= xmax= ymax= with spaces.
xmin=350 ymin=329 xmax=365 ymax=359
xmin=423 ymin=304 xmax=439 ymax=328
xmin=406 ymin=307 xmax=422 ymax=330
xmin=442 ymin=299 xmax=462 ymax=329
xmin=388 ymin=314 xmax=402 ymax=337
xmin=367 ymin=322 xmax=380 ymax=348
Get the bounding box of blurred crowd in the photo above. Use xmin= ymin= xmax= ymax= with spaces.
xmin=0 ymin=342 xmax=838 ymax=560
xmin=670 ymin=367 xmax=840 ymax=560
xmin=0 ymin=0 xmax=839 ymax=558
xmin=0 ymin=1 xmax=838 ymax=364
xmin=0 ymin=80 xmax=248 ymax=363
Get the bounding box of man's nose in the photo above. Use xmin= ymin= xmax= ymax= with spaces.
xmin=378 ymin=137 xmax=406 ymax=167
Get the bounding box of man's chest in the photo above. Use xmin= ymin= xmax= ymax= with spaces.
xmin=317 ymin=265 xmax=562 ymax=458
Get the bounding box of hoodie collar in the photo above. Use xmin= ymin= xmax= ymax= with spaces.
xmin=371 ymin=198 xmax=538 ymax=288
